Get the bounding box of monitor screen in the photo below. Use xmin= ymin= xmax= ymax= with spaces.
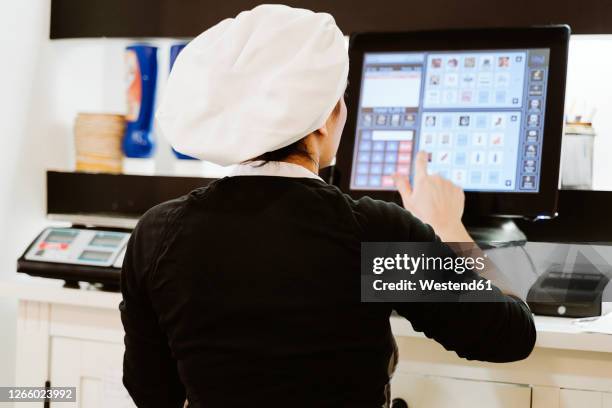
xmin=350 ymin=49 xmax=550 ymax=193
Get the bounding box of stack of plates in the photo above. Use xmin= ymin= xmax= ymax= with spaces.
xmin=74 ymin=113 xmax=126 ymax=173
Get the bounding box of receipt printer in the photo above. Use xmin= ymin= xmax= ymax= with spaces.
xmin=527 ymin=263 xmax=610 ymax=318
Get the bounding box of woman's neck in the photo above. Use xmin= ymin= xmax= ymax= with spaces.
xmin=282 ymin=155 xmax=319 ymax=175
xmin=283 ymin=136 xmax=321 ymax=175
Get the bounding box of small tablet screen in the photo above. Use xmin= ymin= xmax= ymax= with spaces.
xmin=350 ymin=49 xmax=550 ymax=192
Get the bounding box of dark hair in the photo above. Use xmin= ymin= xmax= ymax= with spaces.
xmin=246 ymin=100 xmax=342 ymax=165
xmin=251 ymin=138 xmax=313 ymax=165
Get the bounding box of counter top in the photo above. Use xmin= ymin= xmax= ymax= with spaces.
xmin=2 ymin=274 xmax=612 ymax=353
xmin=0 ymin=274 xmax=121 ymax=310
xmin=390 ymin=313 xmax=612 ymax=354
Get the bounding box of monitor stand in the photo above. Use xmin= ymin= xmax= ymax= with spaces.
xmin=464 ymin=217 xmax=527 ymax=248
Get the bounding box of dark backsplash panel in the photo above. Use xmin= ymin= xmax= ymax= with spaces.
xmin=51 ymin=0 xmax=612 ymax=39
xmin=516 ymin=189 xmax=612 ymax=243
xmin=47 ymin=171 xmax=214 ymax=218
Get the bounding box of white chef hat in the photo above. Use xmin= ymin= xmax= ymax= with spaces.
xmin=156 ymin=4 xmax=349 ymax=166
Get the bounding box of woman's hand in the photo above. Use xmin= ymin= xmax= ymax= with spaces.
xmin=393 ymin=152 xmax=520 ymax=295
xmin=393 ymin=151 xmax=472 ymax=242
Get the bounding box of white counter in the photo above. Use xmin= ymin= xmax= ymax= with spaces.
xmin=391 ymin=310 xmax=612 ymax=354
xmin=0 ymin=274 xmax=121 ymax=310
xmin=2 ymin=274 xmax=611 ymax=352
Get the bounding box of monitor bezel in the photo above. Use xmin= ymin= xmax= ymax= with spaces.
xmin=334 ymin=26 xmax=570 ymax=218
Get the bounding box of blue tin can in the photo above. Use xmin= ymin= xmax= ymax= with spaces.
xmin=169 ymin=43 xmax=187 ymax=71
xmin=123 ymin=44 xmax=158 ymax=158
xmin=168 ymin=42 xmax=198 ymax=161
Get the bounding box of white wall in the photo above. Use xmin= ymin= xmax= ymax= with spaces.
xmin=0 ymin=0 xmax=51 ymax=393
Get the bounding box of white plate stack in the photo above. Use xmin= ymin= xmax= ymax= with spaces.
xmin=74 ymin=113 xmax=126 ymax=173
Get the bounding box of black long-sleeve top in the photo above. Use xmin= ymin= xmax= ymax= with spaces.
xmin=120 ymin=175 xmax=536 ymax=408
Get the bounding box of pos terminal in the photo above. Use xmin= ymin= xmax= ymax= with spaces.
xmin=331 ymin=26 xmax=610 ymax=317
xmin=334 ymin=26 xmax=570 ymax=244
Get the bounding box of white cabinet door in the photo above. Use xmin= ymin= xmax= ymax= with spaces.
xmin=603 ymin=392 xmax=612 ymax=408
xmin=391 ymin=373 xmax=531 ymax=408
xmin=532 ymin=386 xmax=560 ymax=408
xmin=560 ymin=389 xmax=602 ymax=408
xmin=49 ymin=337 xmax=135 ymax=408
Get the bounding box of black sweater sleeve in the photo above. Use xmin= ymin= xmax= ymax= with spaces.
xmin=350 ymin=196 xmax=536 ymax=363
xmin=119 ymin=203 xmax=186 ymax=407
